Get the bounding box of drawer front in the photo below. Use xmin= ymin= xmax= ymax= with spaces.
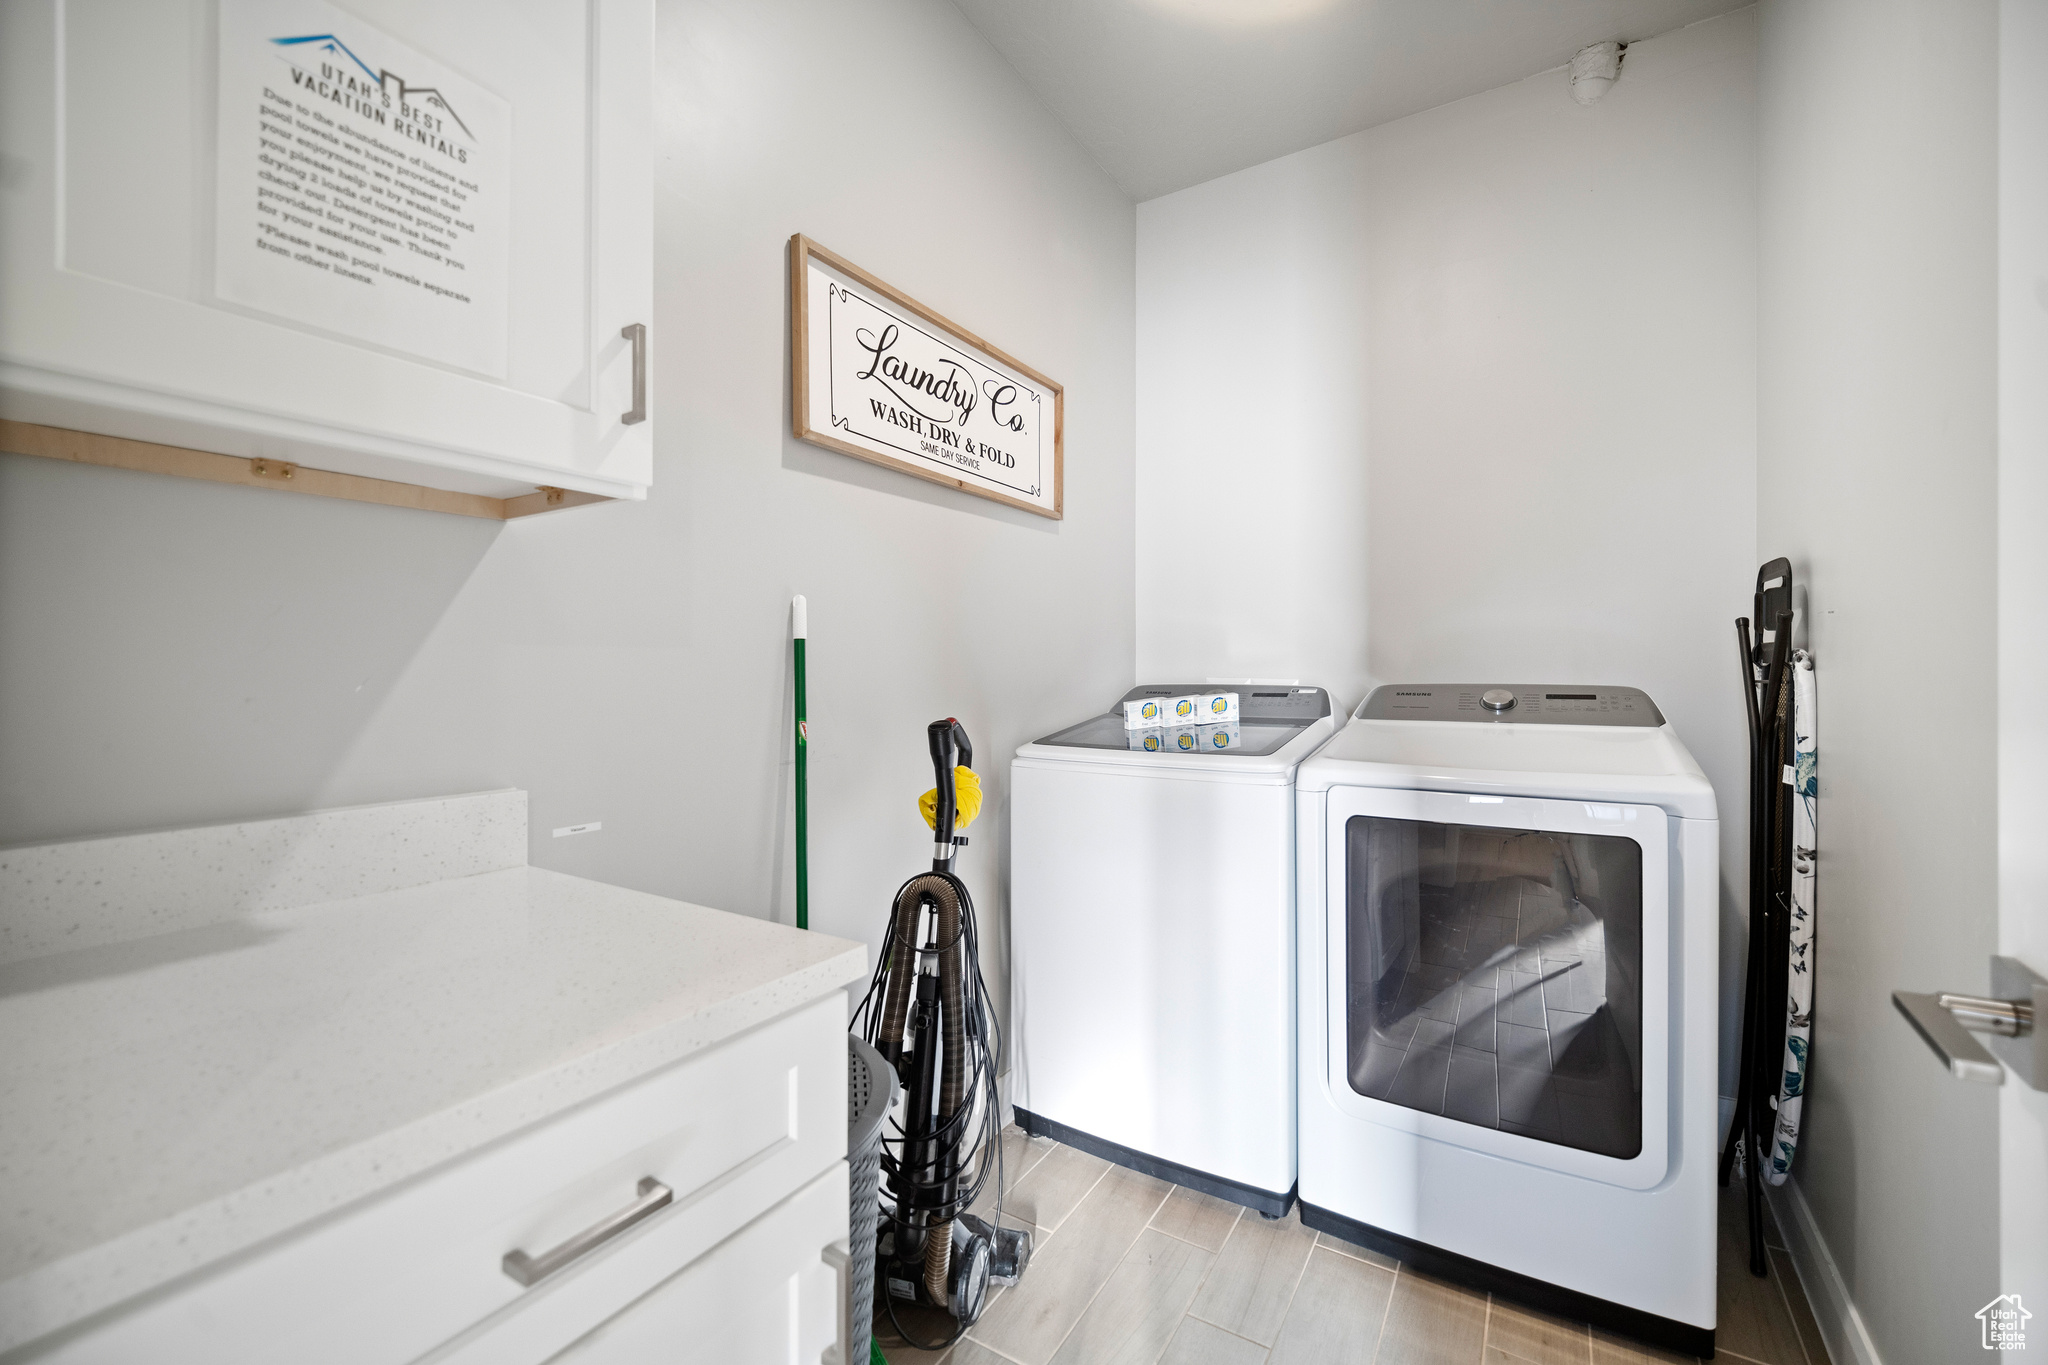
xmin=542 ymin=1163 xmax=848 ymax=1365
xmin=22 ymin=993 xmax=847 ymax=1365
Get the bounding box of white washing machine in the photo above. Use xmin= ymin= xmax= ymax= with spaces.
xmin=1296 ymin=685 xmax=1718 ymax=1356
xmin=1010 ymin=683 xmax=1336 ymax=1214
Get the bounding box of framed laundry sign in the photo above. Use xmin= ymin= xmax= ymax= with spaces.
xmin=789 ymin=235 xmax=1063 ymax=518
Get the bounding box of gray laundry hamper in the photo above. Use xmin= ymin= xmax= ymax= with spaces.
xmin=847 ymin=1034 xmax=895 ymax=1365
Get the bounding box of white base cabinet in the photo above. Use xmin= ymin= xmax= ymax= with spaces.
xmin=16 ymin=995 xmax=850 ymax=1364
xmin=0 ymin=0 xmax=653 ymax=503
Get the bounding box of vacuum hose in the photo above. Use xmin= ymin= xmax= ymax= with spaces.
xmin=875 ymin=719 xmax=976 ymax=1308
xmin=875 ymin=872 xmax=967 ymax=1304
xmin=852 ymin=718 xmax=1001 ymax=1332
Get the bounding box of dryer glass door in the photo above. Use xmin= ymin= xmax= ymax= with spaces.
xmin=1346 ymin=816 xmax=1644 ymax=1160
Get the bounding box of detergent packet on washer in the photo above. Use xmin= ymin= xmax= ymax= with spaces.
xmin=1197 ymin=723 xmax=1240 ymax=751
xmin=1166 ymin=691 xmax=1239 ymax=725
xmin=1122 ymin=696 xmax=1170 ymax=729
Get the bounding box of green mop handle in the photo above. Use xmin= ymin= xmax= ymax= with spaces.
xmin=792 ymin=595 xmax=808 ymax=931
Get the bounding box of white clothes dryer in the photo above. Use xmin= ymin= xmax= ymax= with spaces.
xmin=1011 ymin=684 xmax=1336 ymax=1214
xmin=1296 ymin=685 xmax=1718 ymax=1356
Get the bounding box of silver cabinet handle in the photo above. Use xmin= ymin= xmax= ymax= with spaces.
xmin=821 ymin=1239 xmax=852 ymax=1365
xmin=503 ymin=1177 xmax=672 ymax=1286
xmin=620 ymin=323 xmax=648 ymax=426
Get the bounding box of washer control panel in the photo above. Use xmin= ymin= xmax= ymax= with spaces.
xmin=1358 ymin=685 xmax=1663 ymax=727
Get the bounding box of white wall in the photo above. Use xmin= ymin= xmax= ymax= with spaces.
xmin=1136 ymin=10 xmax=1759 ymax=1092
xmin=2000 ymin=0 xmax=2048 ymax=1321
xmin=0 ymin=0 xmax=1135 ymax=1026
xmin=1757 ymin=0 xmax=2001 ymax=1360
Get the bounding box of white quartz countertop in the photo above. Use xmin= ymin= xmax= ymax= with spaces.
xmin=0 ymin=862 xmax=866 ymax=1345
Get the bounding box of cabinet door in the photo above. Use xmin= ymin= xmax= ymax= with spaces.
xmin=545 ymin=1164 xmax=849 ymax=1365
xmin=0 ymin=0 xmax=652 ymax=501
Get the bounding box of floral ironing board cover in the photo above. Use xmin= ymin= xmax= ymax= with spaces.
xmin=1769 ymin=652 xmax=1817 ymax=1185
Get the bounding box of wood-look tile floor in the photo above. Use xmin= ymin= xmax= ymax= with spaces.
xmin=875 ymin=1128 xmax=1832 ymax=1365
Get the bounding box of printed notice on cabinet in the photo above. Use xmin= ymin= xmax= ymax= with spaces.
xmin=214 ymin=0 xmax=510 ymax=376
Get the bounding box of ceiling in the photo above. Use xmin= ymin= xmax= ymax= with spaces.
xmin=949 ymin=0 xmax=1751 ymax=201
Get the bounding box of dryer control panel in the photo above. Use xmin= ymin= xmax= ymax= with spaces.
xmin=1358 ymin=685 xmax=1663 ymax=727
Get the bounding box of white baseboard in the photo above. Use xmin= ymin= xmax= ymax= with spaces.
xmin=1765 ymin=1176 xmax=1886 ymax=1365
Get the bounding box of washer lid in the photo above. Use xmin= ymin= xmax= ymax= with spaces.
xmin=1031 ymin=684 xmax=1330 ymax=757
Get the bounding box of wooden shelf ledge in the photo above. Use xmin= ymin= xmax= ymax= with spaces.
xmin=0 ymin=421 xmax=614 ymax=521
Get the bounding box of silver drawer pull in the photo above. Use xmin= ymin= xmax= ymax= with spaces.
xmin=503 ymin=1177 xmax=672 ymax=1286
xmin=620 ymin=323 xmax=648 ymax=426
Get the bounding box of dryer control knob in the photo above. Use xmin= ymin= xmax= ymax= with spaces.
xmin=1481 ymin=689 xmax=1518 ymax=713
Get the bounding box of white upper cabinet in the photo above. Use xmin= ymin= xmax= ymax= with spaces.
xmin=0 ymin=0 xmax=653 ymax=502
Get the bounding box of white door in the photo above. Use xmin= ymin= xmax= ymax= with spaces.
xmin=1998 ymin=0 xmax=2048 ymax=1338
xmin=0 ymin=0 xmax=652 ymax=500
xmin=1322 ymin=786 xmax=1672 ymax=1190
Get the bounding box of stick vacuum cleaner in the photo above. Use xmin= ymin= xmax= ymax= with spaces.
xmin=854 ymin=719 xmax=1030 ymax=1350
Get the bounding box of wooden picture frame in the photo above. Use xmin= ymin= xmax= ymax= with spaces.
xmin=789 ymin=235 xmax=1063 ymax=519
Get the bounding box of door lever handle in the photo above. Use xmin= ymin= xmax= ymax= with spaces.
xmin=1893 ymin=991 xmax=2010 ymax=1084
xmin=1936 ymin=992 xmax=2034 ymax=1035
xmin=1894 ymin=956 xmax=2047 ymax=1090
xmin=621 ymin=323 xmax=648 ymax=426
